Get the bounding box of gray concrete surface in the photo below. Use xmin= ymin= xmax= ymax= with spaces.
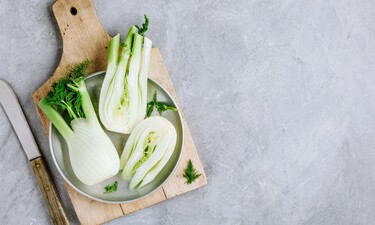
xmin=1 ymin=0 xmax=375 ymax=224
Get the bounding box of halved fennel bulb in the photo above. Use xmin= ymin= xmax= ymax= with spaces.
xmin=99 ymin=27 xmax=152 ymax=134
xmin=120 ymin=116 xmax=177 ymax=189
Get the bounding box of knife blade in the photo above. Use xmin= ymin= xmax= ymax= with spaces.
xmin=0 ymin=80 xmax=70 ymax=225
xmin=0 ymin=80 xmax=40 ymax=160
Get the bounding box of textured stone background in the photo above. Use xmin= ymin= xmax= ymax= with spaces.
xmin=1 ymin=0 xmax=375 ymax=224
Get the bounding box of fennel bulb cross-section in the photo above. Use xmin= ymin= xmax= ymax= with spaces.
xmin=38 ymin=61 xmax=120 ymax=186
xmin=99 ymin=17 xmax=152 ymax=134
xmin=120 ymin=116 xmax=177 ymax=189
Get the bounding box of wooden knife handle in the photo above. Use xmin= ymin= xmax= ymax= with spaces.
xmin=30 ymin=156 xmax=70 ymax=225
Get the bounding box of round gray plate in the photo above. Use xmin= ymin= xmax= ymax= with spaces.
xmin=49 ymin=71 xmax=184 ymax=204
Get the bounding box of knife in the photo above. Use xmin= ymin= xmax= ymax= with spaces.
xmin=0 ymin=80 xmax=70 ymax=225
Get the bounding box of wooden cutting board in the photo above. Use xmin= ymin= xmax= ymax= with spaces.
xmin=32 ymin=0 xmax=207 ymax=224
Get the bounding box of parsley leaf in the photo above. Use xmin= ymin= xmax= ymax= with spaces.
xmin=183 ymin=160 xmax=201 ymax=184
xmin=146 ymin=101 xmax=154 ymax=118
xmin=103 ymin=181 xmax=118 ymax=194
xmin=146 ymin=91 xmax=178 ymax=117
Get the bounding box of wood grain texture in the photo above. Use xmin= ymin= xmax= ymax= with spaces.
xmin=32 ymin=0 xmax=110 ymax=134
xmin=65 ymin=184 xmax=123 ymax=225
xmin=120 ymin=188 xmax=166 ymax=215
xmin=30 ymin=157 xmax=70 ymax=225
xmin=32 ymin=0 xmax=207 ymax=224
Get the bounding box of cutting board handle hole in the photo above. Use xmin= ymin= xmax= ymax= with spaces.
xmin=70 ymin=7 xmax=77 ymax=16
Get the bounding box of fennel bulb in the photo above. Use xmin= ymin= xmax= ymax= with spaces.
xmin=38 ymin=62 xmax=120 ymax=185
xmin=120 ymin=116 xmax=177 ymax=189
xmin=99 ymin=16 xmax=152 ymax=134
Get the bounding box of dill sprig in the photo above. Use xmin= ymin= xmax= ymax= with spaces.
xmin=183 ymin=159 xmax=201 ymax=184
xmin=45 ymin=60 xmax=90 ymax=120
xmin=103 ymin=181 xmax=118 ymax=194
xmin=136 ymin=14 xmax=149 ymax=36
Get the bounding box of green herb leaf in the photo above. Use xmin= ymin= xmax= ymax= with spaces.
xmin=66 ymin=59 xmax=90 ymax=80
xmin=136 ymin=14 xmax=149 ymax=36
xmin=103 ymin=181 xmax=118 ymax=194
xmin=145 ymin=91 xmax=178 ymax=117
xmin=155 ymin=102 xmax=177 ymax=115
xmin=183 ymin=160 xmax=201 ymax=184
xmin=45 ymin=60 xmax=91 ymax=121
xmin=146 ymin=101 xmax=154 ymax=117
